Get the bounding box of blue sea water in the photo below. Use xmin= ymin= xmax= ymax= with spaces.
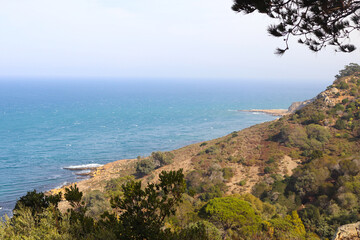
xmin=0 ymin=78 xmax=329 ymax=217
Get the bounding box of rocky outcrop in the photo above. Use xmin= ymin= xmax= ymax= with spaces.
xmin=240 ymin=87 xmax=339 ymax=116
xmin=288 ymin=99 xmax=315 ymax=113
xmin=317 ymin=87 xmax=340 ymax=107
xmin=333 ymin=222 xmax=360 ymax=240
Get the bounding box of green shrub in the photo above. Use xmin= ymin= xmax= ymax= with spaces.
xmin=238 ymin=180 xmax=246 ymax=186
xmin=270 ymin=211 xmax=306 ymax=239
xmin=335 ymin=119 xmax=347 ymax=130
xmin=200 ymin=197 xmax=262 ymax=234
xmin=200 ymin=142 xmax=207 ymax=147
xmin=136 ymin=159 xmax=155 ymax=176
xmin=151 ymin=151 xmax=174 ymax=167
xmin=179 ymin=221 xmax=222 ymax=240
xmin=105 ymin=175 xmax=134 ymax=199
xmin=83 ymin=190 xmax=111 ymax=219
xmin=222 ymin=168 xmax=234 ymax=180
xmin=338 ymin=81 xmax=349 ymax=89
xmin=264 ymin=166 xmax=273 ymax=174
xmin=306 ymin=124 xmax=331 ymax=143
xmin=334 ymin=103 xmax=345 ymax=112
xmin=204 ymin=146 xmax=219 ymax=155
xmin=309 ymin=150 xmax=323 ymax=160
xmin=266 ymin=156 xmax=275 ymax=164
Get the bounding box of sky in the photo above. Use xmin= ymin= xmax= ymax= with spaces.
xmin=0 ymin=0 xmax=359 ymax=82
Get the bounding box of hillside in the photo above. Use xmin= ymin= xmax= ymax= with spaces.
xmin=54 ymin=65 xmax=360 ymax=202
xmin=3 ymin=64 xmax=360 ymax=239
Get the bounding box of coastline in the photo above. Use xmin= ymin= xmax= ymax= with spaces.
xmin=50 ymin=158 xmax=137 ymax=195
xmin=49 ymin=108 xmax=291 ymax=206
xmin=239 ymin=109 xmax=289 ymax=116
xmin=49 ymin=120 xmax=282 ymax=212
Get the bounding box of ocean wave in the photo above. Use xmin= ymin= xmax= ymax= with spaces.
xmin=54 ymin=181 xmax=69 ymax=189
xmin=63 ymin=163 xmax=103 ymax=171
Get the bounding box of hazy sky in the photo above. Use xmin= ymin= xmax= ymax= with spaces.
xmin=0 ymin=0 xmax=359 ymax=81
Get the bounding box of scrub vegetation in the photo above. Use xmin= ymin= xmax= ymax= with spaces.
xmin=2 ymin=64 xmax=360 ymax=239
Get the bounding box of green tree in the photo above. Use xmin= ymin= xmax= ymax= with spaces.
xmin=200 ymin=196 xmax=262 ymax=234
xmin=109 ymin=169 xmax=186 ymax=240
xmin=335 ymin=63 xmax=360 ymax=79
xmin=64 ymin=184 xmax=83 ymax=210
xmin=14 ymin=190 xmax=61 ymax=217
xmin=232 ymin=0 xmax=360 ymax=53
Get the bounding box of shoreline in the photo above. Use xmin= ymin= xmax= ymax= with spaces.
xmin=48 ymin=109 xmax=290 ymax=199
xmin=49 ymin=158 xmax=137 ymax=196
xmin=239 ymin=109 xmax=289 ymax=116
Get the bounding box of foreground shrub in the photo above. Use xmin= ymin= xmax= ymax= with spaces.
xmin=200 ymin=196 xmax=262 ymax=235
xmin=178 ymin=220 xmax=222 ymax=240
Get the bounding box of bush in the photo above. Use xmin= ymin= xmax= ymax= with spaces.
xmin=337 ymin=192 xmax=357 ymax=210
xmin=238 ymin=180 xmax=246 ymax=186
xmin=309 ymin=150 xmax=323 ymax=160
xmin=151 ymin=151 xmax=174 ymax=167
xmin=338 ymin=81 xmax=349 ymax=89
xmin=231 ymin=131 xmax=238 ymax=138
xmin=335 ymin=119 xmax=347 ymax=130
xmin=204 ymin=146 xmax=219 ymax=155
xmin=136 ymin=159 xmax=155 ymax=177
xmin=200 ymin=196 xmax=262 ymax=234
xmin=179 ymin=221 xmax=222 ymax=240
xmin=14 ymin=190 xmax=61 ymax=216
xmin=306 ymin=124 xmax=331 ymax=143
xmin=264 ymin=166 xmax=273 ymax=174
xmin=200 ymin=142 xmax=207 ymax=147
xmin=222 ymin=168 xmax=234 ymax=180
xmin=105 ymin=175 xmax=134 ymax=199
xmin=186 ymin=170 xmax=203 ymax=193
xmin=83 ymin=190 xmax=111 ymax=219
xmin=270 ymin=211 xmax=306 ymax=239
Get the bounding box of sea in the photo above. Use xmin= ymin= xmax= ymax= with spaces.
xmin=0 ymin=78 xmax=329 ymax=217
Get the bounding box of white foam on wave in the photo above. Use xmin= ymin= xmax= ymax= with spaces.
xmin=63 ymin=163 xmax=103 ymax=170
xmin=54 ymin=181 xmax=69 ymax=189
xmin=77 ymin=170 xmax=91 ymax=174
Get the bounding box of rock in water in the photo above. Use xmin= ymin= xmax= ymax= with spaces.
xmin=333 ymin=222 xmax=360 ymax=240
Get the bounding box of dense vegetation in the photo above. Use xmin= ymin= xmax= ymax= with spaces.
xmin=2 ymin=64 xmax=360 ymax=239
xmin=0 ymin=170 xmax=316 ymax=240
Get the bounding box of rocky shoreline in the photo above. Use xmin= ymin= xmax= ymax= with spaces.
xmin=240 ymin=98 xmax=315 ymax=117
xmin=239 ymin=109 xmax=289 ymax=116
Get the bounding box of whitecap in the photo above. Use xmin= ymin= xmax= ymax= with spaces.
xmin=54 ymin=181 xmax=69 ymax=189
xmin=63 ymin=163 xmax=103 ymax=171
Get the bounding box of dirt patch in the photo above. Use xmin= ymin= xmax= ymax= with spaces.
xmin=280 ymin=155 xmax=299 ymax=175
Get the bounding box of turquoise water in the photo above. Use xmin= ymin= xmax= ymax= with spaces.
xmin=0 ymin=79 xmax=328 ymax=216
